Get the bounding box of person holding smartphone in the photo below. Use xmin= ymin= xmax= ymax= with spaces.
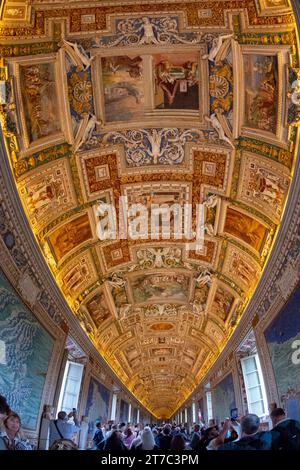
xmin=49 ymin=409 xmax=81 ymax=449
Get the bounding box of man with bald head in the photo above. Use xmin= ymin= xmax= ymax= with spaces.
xmin=220 ymin=414 xmax=272 ymax=450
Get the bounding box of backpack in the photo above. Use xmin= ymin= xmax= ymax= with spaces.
xmin=222 ymin=432 xmax=272 ymax=451
xmin=234 ymin=436 xmax=268 ymax=450
xmin=272 ymin=420 xmax=300 ymax=451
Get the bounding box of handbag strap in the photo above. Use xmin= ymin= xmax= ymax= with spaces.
xmin=54 ymin=420 xmax=64 ymax=439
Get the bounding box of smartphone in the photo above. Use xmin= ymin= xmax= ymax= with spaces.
xmin=230 ymin=408 xmax=238 ymax=421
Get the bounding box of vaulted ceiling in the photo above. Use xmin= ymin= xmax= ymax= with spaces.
xmin=0 ymin=0 xmax=299 ymax=419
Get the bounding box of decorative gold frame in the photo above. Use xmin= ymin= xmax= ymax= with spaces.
xmin=218 ymin=200 xmax=271 ymax=256
xmin=255 ymin=0 xmax=292 ymax=17
xmin=91 ymin=43 xmax=210 ymax=131
xmin=237 ymin=45 xmax=291 ymax=148
xmin=7 ymin=53 xmax=73 ymax=157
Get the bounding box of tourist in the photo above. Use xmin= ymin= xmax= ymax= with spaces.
xmin=0 ymin=412 xmax=33 ymax=450
xmin=270 ymin=408 xmax=300 ymax=450
xmin=49 ymin=410 xmax=80 ymax=448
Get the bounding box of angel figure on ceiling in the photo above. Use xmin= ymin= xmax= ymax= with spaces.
xmin=202 ymin=33 xmax=233 ymax=63
xmin=72 ymin=113 xmax=102 ymax=152
xmin=205 ymin=113 xmax=235 ymax=149
xmin=60 ymin=38 xmax=94 ymax=71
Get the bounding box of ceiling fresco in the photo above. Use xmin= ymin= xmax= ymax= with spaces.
xmin=0 ymin=0 xmax=300 ymax=419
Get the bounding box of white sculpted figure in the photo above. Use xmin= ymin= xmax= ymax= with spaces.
xmin=193 ymin=300 xmax=205 ymax=315
xmin=202 ymin=33 xmax=233 ymax=62
xmin=73 ymin=114 xmax=102 ymax=152
xmin=203 ymin=194 xmax=219 ymax=208
xmin=147 ymin=129 xmax=163 ymax=164
xmin=119 ymin=303 xmax=132 ymax=318
xmin=204 ymin=223 xmax=215 ymax=236
xmin=61 ymin=38 xmax=92 ymax=70
xmin=107 ymin=272 xmax=126 ymax=289
xmin=196 ymin=269 xmax=212 ymax=287
xmin=139 ymin=17 xmax=159 ymax=44
xmin=205 ymin=113 xmax=235 ymax=149
xmin=291 ymin=80 xmax=300 ymax=106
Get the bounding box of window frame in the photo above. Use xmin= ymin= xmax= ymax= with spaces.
xmin=241 ymin=353 xmax=268 ymax=417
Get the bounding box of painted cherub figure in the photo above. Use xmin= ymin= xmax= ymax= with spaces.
xmin=139 ymin=17 xmax=159 ymax=44
xmin=73 ymin=114 xmax=102 ymax=152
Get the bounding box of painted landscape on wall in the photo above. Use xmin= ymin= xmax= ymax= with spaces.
xmin=0 ymin=269 xmax=54 ymax=430
xmin=85 ymin=377 xmax=110 ymax=430
xmin=264 ymin=286 xmax=300 ymax=420
xmin=212 ymin=373 xmax=236 ymax=424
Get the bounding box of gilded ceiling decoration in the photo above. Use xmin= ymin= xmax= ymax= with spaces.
xmin=0 ymin=0 xmax=300 ymax=419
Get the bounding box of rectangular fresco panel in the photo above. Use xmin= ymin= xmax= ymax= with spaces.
xmin=237 ymin=153 xmax=290 ymax=223
xmin=243 ymin=54 xmax=278 ymax=134
xmin=212 ymin=373 xmax=236 ymax=424
xmin=85 ymin=377 xmax=110 ymax=430
xmin=129 ymin=271 xmax=191 ymax=304
xmin=18 ymin=159 xmax=77 ymax=231
xmin=264 ymin=286 xmax=300 ymax=420
xmin=224 ymin=207 xmax=267 ymax=252
xmin=85 ymin=289 xmax=112 ymax=328
xmin=101 ymin=56 xmax=144 ymax=122
xmin=48 ymin=213 xmax=93 ymax=262
xmin=0 ymin=269 xmax=54 ymax=430
xmin=211 ymin=286 xmax=235 ymax=322
xmin=19 ymin=63 xmax=61 ymax=142
xmin=153 ymin=53 xmax=199 ymax=110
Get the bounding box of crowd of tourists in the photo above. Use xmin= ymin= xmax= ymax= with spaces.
xmin=1 ymin=393 xmax=300 ymax=451
xmin=90 ymin=409 xmax=300 ymax=451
